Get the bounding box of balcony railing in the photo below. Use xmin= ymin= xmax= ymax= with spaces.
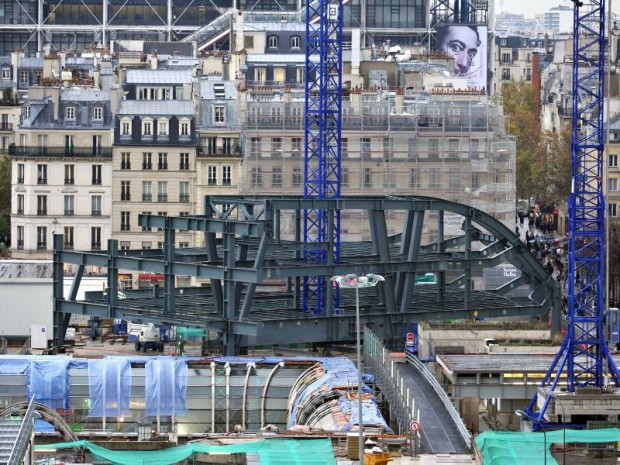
xmin=180 ymin=163 xmax=190 ymax=170
xmin=158 ymin=163 xmax=168 ymax=170
xmin=158 ymin=194 xmax=168 ymax=202
xmin=64 ymin=210 xmax=74 ymax=216
xmin=17 ymin=209 xmax=23 ymax=214
xmin=180 ymin=194 xmax=190 ymax=202
xmin=65 ymin=178 xmax=74 ymax=185
xmin=37 ymin=177 xmax=47 ymax=185
xmin=64 ymin=243 xmax=74 ymax=250
xmin=17 ymin=240 xmax=24 ymax=250
xmin=9 ymin=145 xmax=112 ymax=158
xmin=92 ymin=210 xmax=101 ymax=216
xmin=0 ymin=123 xmax=13 ymax=131
xmin=37 ymin=209 xmax=47 ymax=216
xmin=37 ymin=242 xmax=47 ymax=250
xmin=92 ymin=178 xmax=102 ymax=185
xmin=121 ymin=163 xmax=131 ymax=170
xmin=121 ymin=194 xmax=131 ymax=201
xmin=17 ymin=177 xmax=24 ymax=184
xmin=143 ymin=163 xmax=152 ymax=170
xmin=142 ymin=194 xmax=152 ymax=202
xmin=222 ymin=179 xmax=232 ymax=186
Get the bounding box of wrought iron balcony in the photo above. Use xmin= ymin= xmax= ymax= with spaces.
xmin=9 ymin=145 xmax=112 ymax=158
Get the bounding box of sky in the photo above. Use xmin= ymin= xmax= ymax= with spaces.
xmin=498 ymin=0 xmax=620 ymax=18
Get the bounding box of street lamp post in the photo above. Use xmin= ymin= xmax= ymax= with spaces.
xmin=516 ymin=409 xmax=547 ymax=465
xmin=331 ymin=273 xmax=385 ymax=465
xmin=549 ymin=391 xmax=567 ymax=465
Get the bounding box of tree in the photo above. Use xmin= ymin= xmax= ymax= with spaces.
xmin=538 ymin=123 xmax=572 ymax=206
xmin=501 ymin=81 xmax=544 ymax=200
xmin=0 ymin=152 xmax=10 ymax=245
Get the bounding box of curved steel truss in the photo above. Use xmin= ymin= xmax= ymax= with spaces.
xmin=53 ymin=196 xmax=561 ymax=355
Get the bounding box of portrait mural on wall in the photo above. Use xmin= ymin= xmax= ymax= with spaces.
xmin=435 ymin=24 xmax=488 ymax=90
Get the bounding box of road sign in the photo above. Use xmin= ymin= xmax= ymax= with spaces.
xmin=406 ymin=332 xmax=414 ymax=347
xmin=409 ymin=421 xmax=420 ymax=433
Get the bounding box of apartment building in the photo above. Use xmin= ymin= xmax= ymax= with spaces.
xmin=11 ymin=85 xmax=117 ymax=258
xmin=493 ymin=34 xmax=546 ymax=95
xmin=112 ymin=68 xmax=198 ymax=250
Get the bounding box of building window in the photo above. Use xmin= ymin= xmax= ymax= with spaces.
xmin=37 ymin=164 xmax=47 ymax=184
xmin=120 ymin=241 xmax=130 ymax=250
xmin=143 ymin=153 xmax=152 ymax=170
xmin=362 ymin=168 xmax=372 ymax=188
xmin=180 ymin=153 xmax=190 ymax=170
xmin=141 ymin=211 xmax=152 ymax=231
xmin=268 ymin=35 xmax=278 ymax=49
xmin=64 ymin=195 xmax=75 ymax=215
xmin=255 ymin=67 xmax=266 ymax=82
xmin=525 ymin=68 xmax=532 ymax=81
xmin=180 ymin=181 xmax=190 ymax=202
xmin=448 ymin=169 xmax=460 ymax=189
xmin=142 ymin=242 xmax=152 ymax=250
xmin=292 ymin=167 xmax=302 ymax=188
xmin=92 ymin=165 xmax=102 ymax=185
xmin=121 ymin=211 xmax=130 ymax=231
xmin=142 ymin=119 xmax=153 ymax=136
xmin=410 ymin=168 xmax=420 ymax=188
xmin=37 ymin=195 xmax=47 ymax=216
xmin=17 ymin=163 xmax=24 ymax=183
xmin=64 ymin=226 xmax=74 ymax=250
xmin=471 ymin=173 xmax=481 ymax=189
xmin=158 ymin=119 xmax=169 ymax=136
xmin=37 ymin=226 xmax=47 ymax=250
xmin=19 ymin=71 xmax=29 ymax=84
xmin=271 ymin=137 xmax=282 ymax=156
xmin=291 ymin=35 xmax=301 ymax=49
xmin=157 ymin=181 xmax=168 ymax=202
xmin=121 ymin=152 xmax=131 ymax=170
xmin=342 ymin=167 xmax=349 ymax=187
xmin=179 ymin=119 xmax=190 ymax=136
xmin=121 ymin=181 xmax=131 ymax=201
xmin=501 ymin=52 xmax=511 ymax=64
xmin=610 ymin=154 xmax=618 ymax=168
xmin=91 ymin=227 xmax=101 ymax=250
xmin=66 ymin=106 xmax=76 ymax=120
xmin=429 ymin=168 xmax=441 ymax=188
xmin=272 ymin=167 xmax=282 ymax=187
xmin=1 ymin=67 xmax=10 ymax=79
xmin=121 ymin=118 xmax=132 ymax=136
xmin=502 ymin=69 xmax=511 ymax=80
xmin=429 ymin=139 xmax=439 ymax=156
xmin=158 ymin=152 xmax=168 ymax=170
xmin=250 ymin=137 xmax=261 ymax=156
xmin=251 ymin=167 xmax=262 ymax=187
xmin=500 ymin=38 xmax=507 ymax=45
xmin=448 ymin=138 xmax=459 ymax=155
xmin=361 ymin=138 xmax=371 ymax=158
xmin=92 ymin=195 xmax=102 ymax=216
xmin=17 ymin=226 xmax=24 ymax=249
xmin=610 ymin=178 xmax=618 ymax=191
xmin=610 ymin=203 xmax=618 ymax=217
xmin=208 ymin=165 xmax=217 ymax=185
xmin=291 ymin=137 xmax=302 ymax=154
xmin=222 ymin=165 xmax=231 ymax=185
xmin=214 ymin=106 xmax=225 ymax=123
xmin=179 ymin=242 xmax=189 ymax=248
xmin=142 ymin=181 xmax=152 ymax=202
xmin=16 ymin=194 xmax=24 ymax=214
xmin=93 ymin=107 xmax=103 ymax=121
xmin=65 ymin=164 xmax=75 ymax=184
xmin=23 ymin=106 xmax=30 ymax=120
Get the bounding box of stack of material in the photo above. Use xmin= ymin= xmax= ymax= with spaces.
xmin=346 ymin=432 xmax=361 ymax=460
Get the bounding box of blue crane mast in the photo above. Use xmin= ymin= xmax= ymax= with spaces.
xmin=302 ymin=0 xmax=343 ymax=315
xmin=526 ymin=0 xmax=620 ymax=424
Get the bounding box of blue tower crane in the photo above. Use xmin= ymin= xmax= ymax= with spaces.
xmin=525 ymin=0 xmax=620 ymax=424
xmin=302 ymin=0 xmax=343 ymax=315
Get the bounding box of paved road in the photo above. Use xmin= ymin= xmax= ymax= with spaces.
xmin=396 ymin=362 xmax=470 ymax=454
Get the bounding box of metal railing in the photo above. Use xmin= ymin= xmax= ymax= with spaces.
xmin=7 ymin=396 xmax=36 ymax=465
xmin=364 ymin=329 xmax=420 ymax=452
xmin=9 ymin=145 xmax=112 ymax=158
xmin=406 ymin=352 xmax=472 ymax=450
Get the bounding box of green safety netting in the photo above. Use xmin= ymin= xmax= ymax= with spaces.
xmin=35 ymin=438 xmax=336 ymax=465
xmin=476 ymin=428 xmax=620 ymax=465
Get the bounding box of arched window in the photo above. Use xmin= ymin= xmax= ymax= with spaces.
xmin=268 ymin=35 xmax=278 ymax=49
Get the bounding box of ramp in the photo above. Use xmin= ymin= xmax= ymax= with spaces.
xmin=397 ymin=359 xmax=470 ymax=454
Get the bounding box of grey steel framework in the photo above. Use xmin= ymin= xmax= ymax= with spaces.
xmin=53 ymin=195 xmax=561 ymax=355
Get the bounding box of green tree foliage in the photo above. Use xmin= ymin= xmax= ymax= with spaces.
xmin=502 ymin=81 xmax=572 ymax=206
xmin=501 ymin=81 xmax=543 ymax=200
xmin=0 ymin=152 xmax=10 ymax=246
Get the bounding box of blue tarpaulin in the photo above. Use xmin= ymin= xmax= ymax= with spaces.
xmin=145 ymin=358 xmax=188 ymax=416
xmin=87 ymin=358 xmax=132 ymax=418
xmin=28 ymin=359 xmax=71 ymax=409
